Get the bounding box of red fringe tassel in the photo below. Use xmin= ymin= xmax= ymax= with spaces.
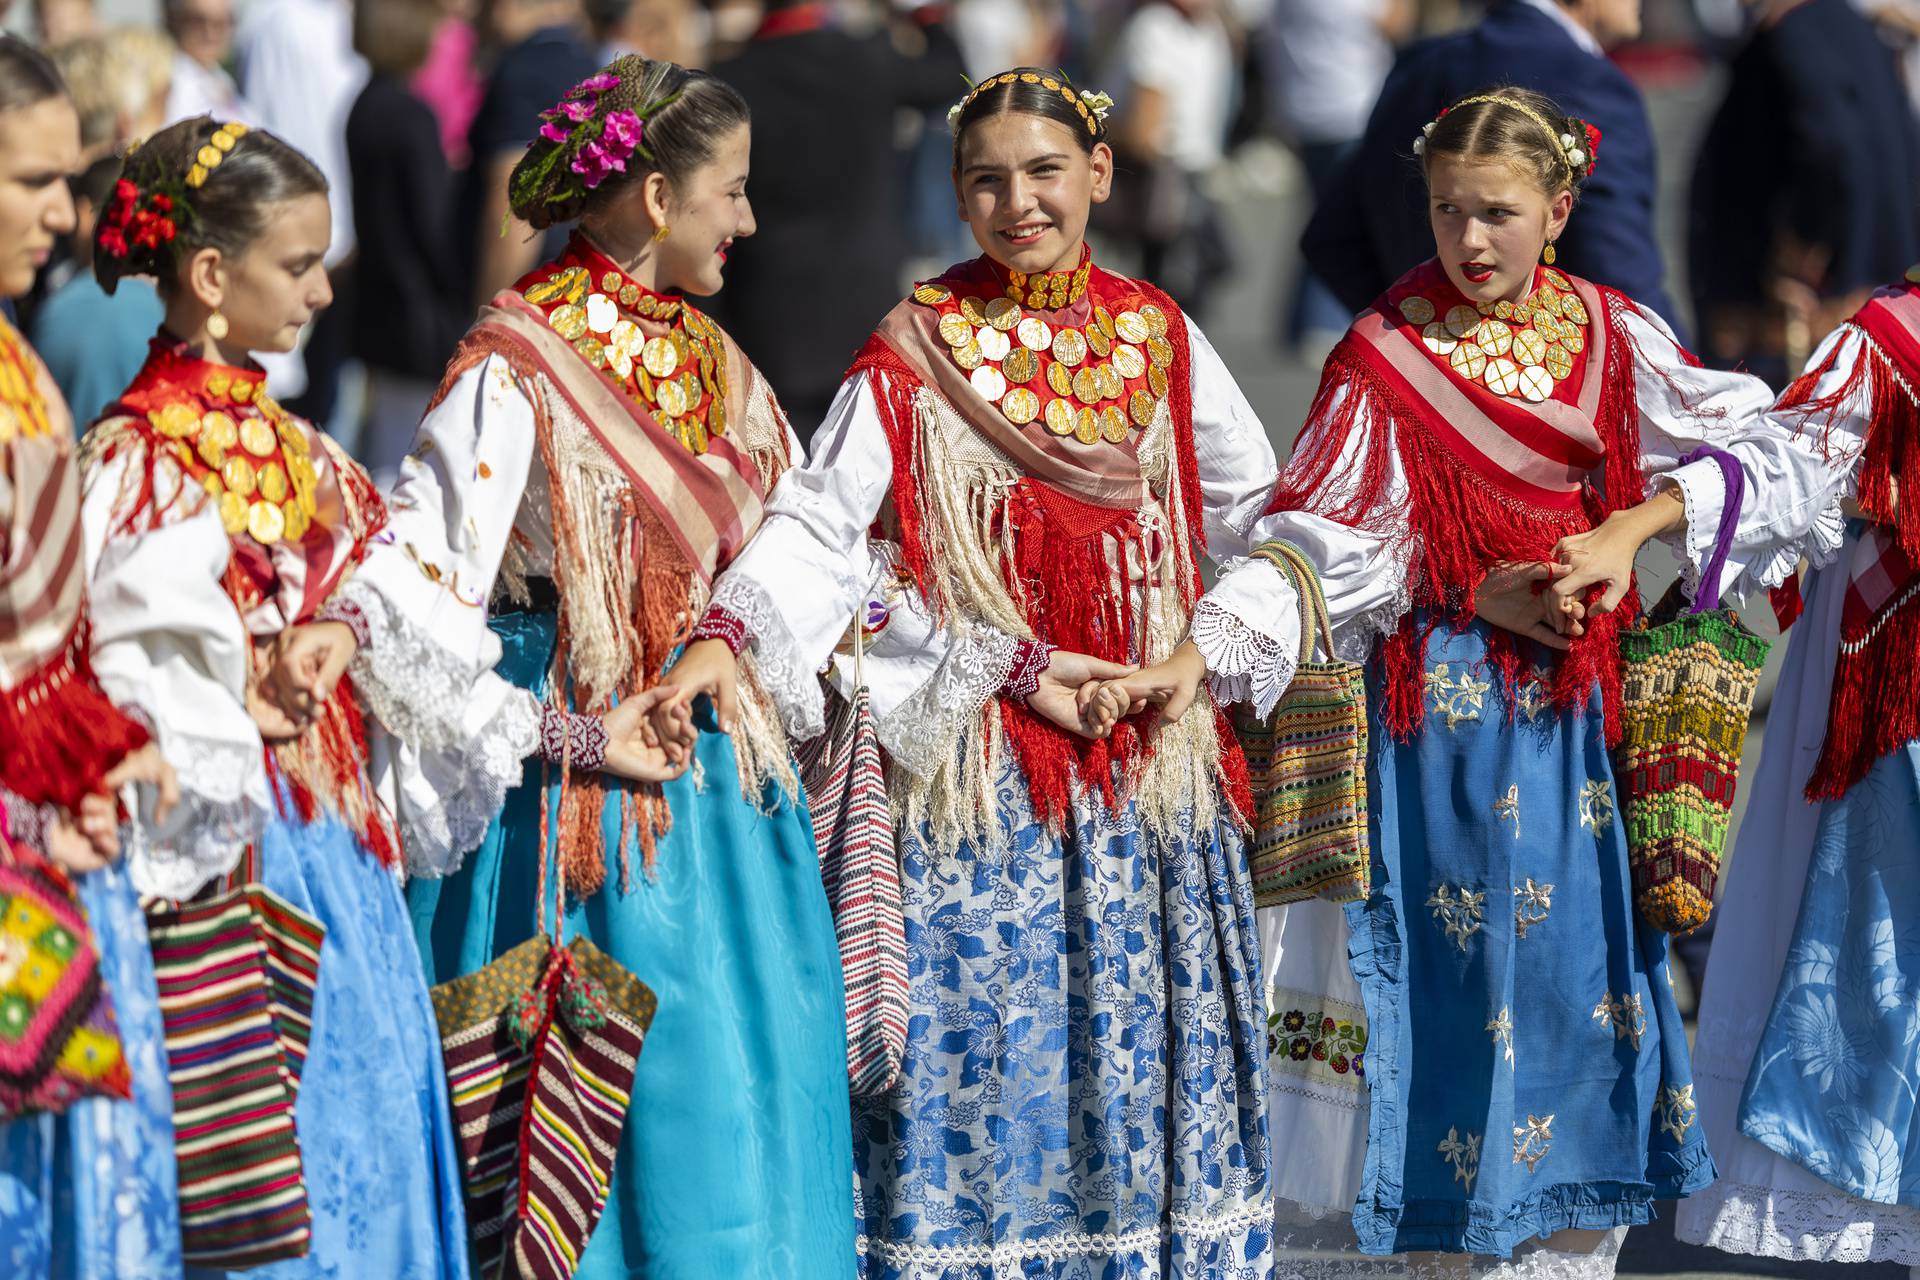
xmin=0 ymin=618 xmax=150 ymax=813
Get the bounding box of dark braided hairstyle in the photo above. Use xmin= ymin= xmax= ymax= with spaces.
xmin=94 ymin=115 xmax=326 ymax=297
xmin=507 ymin=55 xmax=749 ymax=231
xmin=949 ymin=68 xmax=1113 ymax=168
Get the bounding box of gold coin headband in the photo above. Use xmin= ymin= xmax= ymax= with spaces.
xmin=186 ymin=121 xmax=250 ymax=189
xmin=947 ymin=71 xmax=1114 ymax=137
xmin=1412 ymin=96 xmax=1598 ymax=178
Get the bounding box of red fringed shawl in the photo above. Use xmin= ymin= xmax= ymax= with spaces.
xmin=850 ymin=256 xmax=1249 ymax=830
xmin=1785 ymin=279 xmax=1920 ymax=798
xmin=1267 ymin=261 xmax=1648 ymax=742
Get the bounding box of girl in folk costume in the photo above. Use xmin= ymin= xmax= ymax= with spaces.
xmin=323 ymin=58 xmax=855 ymax=1276
xmin=0 ymin=37 xmax=183 ymax=1280
xmin=1109 ymin=87 xmax=1840 ymax=1268
xmin=661 ymin=68 xmax=1282 ymax=1278
xmin=77 ymin=118 xmax=478 ymax=1276
xmin=1675 ymin=268 xmax=1920 ymax=1266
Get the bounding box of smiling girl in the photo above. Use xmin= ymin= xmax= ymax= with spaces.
xmin=317 ymin=56 xmax=855 ymax=1277
xmin=663 ymin=66 xmax=1281 ymax=1278
xmin=1112 ymin=86 xmax=1846 ymax=1265
xmin=77 ymin=116 xmax=479 ymax=1275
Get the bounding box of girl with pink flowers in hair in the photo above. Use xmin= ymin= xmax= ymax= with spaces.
xmin=311 ymin=56 xmax=856 ymax=1276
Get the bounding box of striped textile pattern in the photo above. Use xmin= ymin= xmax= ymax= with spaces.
xmin=145 ymin=879 xmax=326 ymax=1267
xmin=430 ymin=935 xmax=655 ymax=1280
xmin=793 ymin=683 xmax=907 ymax=1096
xmin=1235 ymin=542 xmax=1372 ymax=908
xmin=1615 ymin=592 xmax=1769 ymax=934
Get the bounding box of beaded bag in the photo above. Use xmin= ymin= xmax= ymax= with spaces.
xmin=1234 ymin=541 xmax=1372 ymax=907
xmin=1614 ymin=447 xmax=1770 ymax=934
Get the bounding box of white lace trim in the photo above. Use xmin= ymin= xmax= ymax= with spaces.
xmin=710 ymin=571 xmax=825 ymax=742
xmin=855 ymin=1195 xmax=1273 ymax=1269
xmin=336 ymin=577 xmax=481 ymax=752
xmin=124 ymin=732 xmax=266 ymax=900
xmin=398 ymin=686 xmax=542 ymax=880
xmin=1272 ymin=1204 xmax=1625 ymax=1278
xmin=1673 ymin=1177 xmax=1920 ymax=1265
xmin=1192 ymin=595 xmax=1298 ymax=720
xmin=1752 ymin=488 xmax=1849 ymax=588
xmin=871 ymin=619 xmax=1020 ymax=780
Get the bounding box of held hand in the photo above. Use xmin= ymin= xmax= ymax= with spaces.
xmin=259 ymin=622 xmax=357 ymax=727
xmin=1025 ymin=649 xmax=1137 ymax=739
xmin=1550 ymin=489 xmax=1684 ymax=622
xmin=600 ymin=687 xmax=693 ymax=784
xmin=105 ymin=742 xmax=180 ymax=825
xmin=45 ymin=810 xmax=113 ymax=874
xmin=655 ymin=639 xmax=739 ymax=740
xmin=1104 ymin=640 xmax=1209 ymax=726
xmin=1474 ymin=561 xmax=1578 ymax=650
xmin=247 ymin=685 xmax=307 ymax=741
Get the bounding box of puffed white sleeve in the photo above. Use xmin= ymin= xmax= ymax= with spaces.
xmin=82 ymin=438 xmax=270 ymax=899
xmin=1767 ymin=323 xmax=1876 ymax=498
xmin=335 ymin=355 xmax=543 ymax=875
xmin=1189 ymin=381 xmax=1413 ymax=719
xmin=1624 ymin=299 xmax=1850 ymax=594
xmin=1186 ymin=316 xmax=1279 ymax=562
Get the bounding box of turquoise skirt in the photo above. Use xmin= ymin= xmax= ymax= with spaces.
xmin=408 ymin=610 xmax=855 ymax=1280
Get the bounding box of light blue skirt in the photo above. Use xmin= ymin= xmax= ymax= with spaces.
xmin=408 ymin=609 xmax=855 ymax=1280
xmin=1346 ymin=617 xmax=1713 ymax=1256
xmin=188 ymin=807 xmax=470 ymax=1280
xmin=0 ymin=861 xmax=183 ymax=1280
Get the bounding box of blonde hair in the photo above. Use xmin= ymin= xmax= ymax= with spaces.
xmin=52 ymin=27 xmax=173 ymax=152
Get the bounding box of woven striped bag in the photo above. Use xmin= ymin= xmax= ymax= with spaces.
xmin=1614 ymin=447 xmax=1770 ymax=935
xmin=144 ymin=843 xmax=325 ymax=1268
xmin=793 ymin=619 xmax=907 ymax=1096
xmin=1233 ymin=541 xmax=1372 ymax=908
xmin=431 ymin=933 xmax=656 ymax=1280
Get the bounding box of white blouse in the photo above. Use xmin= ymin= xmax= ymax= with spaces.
xmin=709 ymin=315 xmax=1279 ymax=775
xmin=1191 ymin=297 xmax=1849 ymax=719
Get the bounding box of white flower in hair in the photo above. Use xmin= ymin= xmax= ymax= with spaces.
xmin=947 ymin=98 xmax=966 ymax=131
xmin=1568 ymin=149 xmax=1586 ymax=167
xmin=1412 ymin=135 xmax=1426 ymax=156
xmin=1079 ymin=89 xmax=1114 ymax=121
xmin=1423 ymin=121 xmax=1437 ymax=136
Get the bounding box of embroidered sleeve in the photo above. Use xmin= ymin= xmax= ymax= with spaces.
xmin=80 ymin=437 xmax=269 ymax=899
xmin=1190 ymin=558 xmax=1300 ymax=719
xmin=1001 ymin=639 xmax=1053 ymax=702
xmin=0 ymin=786 xmax=55 ymax=853
xmin=1626 ymin=300 xmax=1850 ymax=592
xmin=537 ymin=705 xmax=608 ymax=772
xmin=689 ymin=604 xmax=749 ymax=657
xmin=865 ymin=608 xmax=1022 ymax=781
xmin=379 ymin=689 xmax=543 ymax=880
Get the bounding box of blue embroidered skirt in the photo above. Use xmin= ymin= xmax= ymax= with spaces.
xmin=0 ymin=862 xmax=183 ymax=1280
xmin=408 ymin=610 xmax=855 ymax=1280
xmin=190 ymin=807 xmax=471 ymax=1280
xmin=1345 ymin=618 xmax=1713 ymax=1256
xmin=1738 ymin=739 xmax=1920 ymax=1204
xmin=851 ymin=756 xmax=1273 ymax=1278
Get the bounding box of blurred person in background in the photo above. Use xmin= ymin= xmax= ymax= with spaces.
xmin=32 ymin=0 xmax=93 ymax=45
xmin=708 ymin=0 xmax=966 ymax=436
xmin=49 ymin=27 xmax=170 ymax=166
xmin=234 ymin=0 xmax=367 ymax=418
xmin=1302 ymin=0 xmax=1686 ymax=335
xmin=1688 ymin=0 xmax=1920 ymax=383
xmin=162 ymin=0 xmax=249 ymax=123
xmin=1263 ymin=0 xmax=1412 ymax=355
xmin=413 ymin=0 xmax=485 ymax=170
xmin=348 ymin=0 xmax=469 ymax=485
xmin=1099 ymin=0 xmax=1236 ymax=321
xmin=588 ymin=0 xmax=706 ymax=65
xmin=461 ymin=0 xmax=595 ymax=306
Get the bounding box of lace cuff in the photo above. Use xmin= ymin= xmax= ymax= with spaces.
xmin=334 ymin=577 xmax=481 ymax=752
xmin=709 ymin=572 xmax=825 ymax=741
xmin=1001 ymin=640 xmax=1052 ymax=702
xmin=690 ymin=605 xmax=749 ymax=657
xmin=316 ymin=595 xmax=372 ymax=649
xmin=872 ymin=621 xmax=1020 ymax=780
xmin=537 ymin=705 xmax=608 ymax=772
xmin=1191 ymin=596 xmax=1297 ymax=721
xmin=123 ymin=731 xmax=266 ymax=900
xmin=397 ymin=686 xmax=543 ymax=880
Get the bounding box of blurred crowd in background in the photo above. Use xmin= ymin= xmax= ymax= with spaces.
xmin=0 ymin=0 xmax=1916 ymax=462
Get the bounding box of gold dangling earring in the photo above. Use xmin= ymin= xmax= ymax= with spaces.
xmin=206 ymin=310 xmax=229 ymax=341
xmin=652 ymin=224 xmax=670 ymax=244
xmin=1542 ymin=241 xmax=1557 ymax=266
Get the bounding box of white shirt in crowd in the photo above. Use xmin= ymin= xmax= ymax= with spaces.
xmin=1263 ymin=0 xmax=1393 ymax=144
xmin=1118 ymin=0 xmax=1234 ymax=173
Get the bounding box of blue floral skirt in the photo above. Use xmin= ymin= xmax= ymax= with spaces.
xmin=0 ymin=861 xmax=183 ymax=1280
xmin=1738 ymin=739 xmax=1920 ymax=1204
xmin=408 ymin=610 xmax=855 ymax=1280
xmin=190 ymin=808 xmax=470 ymax=1280
xmin=851 ymin=757 xmax=1272 ymax=1279
xmin=1345 ymin=618 xmax=1713 ymax=1256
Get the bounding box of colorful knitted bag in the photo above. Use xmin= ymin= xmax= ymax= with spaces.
xmin=1234 ymin=540 xmax=1372 ymax=907
xmin=793 ymin=618 xmax=907 ymax=1096
xmin=0 ymin=825 xmax=132 ymax=1117
xmin=145 ymin=842 xmax=325 ymax=1267
xmin=1614 ymin=447 xmax=1770 ymax=934
xmin=432 ymin=930 xmax=656 ymax=1280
